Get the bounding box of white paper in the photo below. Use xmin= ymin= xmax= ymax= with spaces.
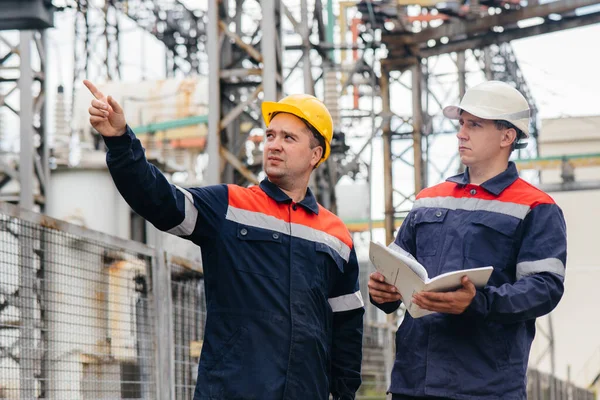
xmin=369 ymin=241 xmax=493 ymax=318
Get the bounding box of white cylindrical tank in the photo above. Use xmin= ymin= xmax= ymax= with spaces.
xmin=46 ymin=156 xmax=131 ymax=239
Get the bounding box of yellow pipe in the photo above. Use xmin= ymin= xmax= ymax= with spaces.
xmin=515 ymin=155 xmax=600 ymax=171
xmin=396 ymin=0 xmax=439 ymax=5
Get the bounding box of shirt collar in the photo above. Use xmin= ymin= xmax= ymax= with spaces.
xmin=259 ymin=178 xmax=320 ymax=214
xmin=445 ymin=161 xmax=519 ymax=196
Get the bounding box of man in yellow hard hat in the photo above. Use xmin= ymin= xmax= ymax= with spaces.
xmin=84 ymin=80 xmax=364 ymax=400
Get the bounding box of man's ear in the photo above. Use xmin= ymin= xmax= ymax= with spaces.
xmin=311 ymin=146 xmax=324 ymax=167
xmin=501 ymin=127 xmax=517 ymax=149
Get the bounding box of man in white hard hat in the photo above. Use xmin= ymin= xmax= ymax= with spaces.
xmin=368 ymin=80 xmax=567 ymax=399
xmin=83 ymin=80 xmax=365 ymax=400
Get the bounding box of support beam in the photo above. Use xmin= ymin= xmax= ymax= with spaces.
xmin=219 ymin=20 xmax=263 ymax=63
xmin=19 ymin=31 xmax=34 ymax=211
xmin=412 ymin=63 xmax=424 ymax=193
xmin=219 ymin=147 xmax=260 ymax=185
xmin=419 ymin=11 xmax=600 ymax=58
xmin=148 ymin=228 xmax=175 ymax=400
xmin=385 ymin=0 xmax=600 ymax=45
xmin=206 ymin=0 xmax=221 ymax=185
xmin=220 ymin=84 xmax=263 ymax=129
xmin=261 ymin=0 xmax=280 ymax=102
xmin=381 ymin=68 xmax=395 ymax=246
xmin=301 ymin=0 xmax=315 ymax=95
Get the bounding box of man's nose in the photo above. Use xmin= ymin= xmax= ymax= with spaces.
xmin=456 ymin=126 xmax=468 ymax=141
xmin=266 ymin=136 xmax=283 ymax=150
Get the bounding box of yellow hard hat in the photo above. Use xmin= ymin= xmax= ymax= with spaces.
xmin=262 ymin=94 xmax=333 ymax=167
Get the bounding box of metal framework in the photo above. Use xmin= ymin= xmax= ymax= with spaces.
xmin=377 ymin=0 xmax=600 ymax=244
xmin=205 ymin=0 xmax=283 ymax=186
xmin=0 ymin=30 xmax=49 ymax=211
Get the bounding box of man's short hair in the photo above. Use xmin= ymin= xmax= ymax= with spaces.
xmin=304 ymin=122 xmax=326 ymax=153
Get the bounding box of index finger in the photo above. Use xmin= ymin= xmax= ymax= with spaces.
xmin=83 ymin=80 xmax=104 ymax=100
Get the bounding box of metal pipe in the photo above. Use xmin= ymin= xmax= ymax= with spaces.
xmin=19 ymin=30 xmax=34 ymax=210
xmin=327 ymin=0 xmax=335 ymax=60
xmin=301 ymin=0 xmax=314 ymax=95
xmin=412 ymin=63 xmax=424 ymax=193
xmin=261 ymin=0 xmax=279 ymax=101
xmin=381 ymin=67 xmax=394 ymax=246
xmin=206 ymin=0 xmax=221 ymax=184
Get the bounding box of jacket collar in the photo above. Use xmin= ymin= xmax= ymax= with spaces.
xmin=446 ymin=161 xmax=519 ymax=196
xmin=259 ymin=178 xmax=320 ymax=214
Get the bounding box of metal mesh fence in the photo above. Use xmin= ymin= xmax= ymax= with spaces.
xmin=171 ymin=272 xmax=205 ymax=400
xmin=527 ymin=369 xmax=596 ymax=400
xmin=0 ymin=206 xmax=156 ymax=400
xmin=0 ymin=202 xmax=595 ymax=400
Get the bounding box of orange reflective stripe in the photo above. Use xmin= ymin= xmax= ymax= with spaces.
xmin=227 ymin=184 xmax=353 ymax=254
xmin=417 ymin=179 xmax=555 ymax=209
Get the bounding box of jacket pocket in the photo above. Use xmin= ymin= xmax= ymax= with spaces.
xmin=234 ymin=224 xmax=283 ymax=278
xmin=413 ymin=208 xmax=448 ymax=257
xmin=314 ymin=242 xmax=344 ymax=290
xmin=465 ymin=216 xmax=520 ymax=269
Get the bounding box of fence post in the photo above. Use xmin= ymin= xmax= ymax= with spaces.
xmin=19 ymin=223 xmax=36 ymax=399
xmin=149 ymin=228 xmax=175 ymax=399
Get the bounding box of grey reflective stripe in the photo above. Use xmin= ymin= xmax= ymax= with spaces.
xmin=516 ymin=258 xmax=565 ymax=280
xmin=328 ymin=291 xmax=364 ymax=312
xmin=167 ymin=186 xmax=198 ymax=237
xmin=388 ymin=242 xmax=416 ymax=260
xmin=226 ymin=205 xmax=290 ymax=235
xmin=414 ymin=196 xmax=530 ymax=220
xmin=291 ymin=223 xmax=351 ymax=262
xmin=493 ymin=109 xmax=530 ymax=121
xmin=226 ymin=206 xmax=351 ymax=262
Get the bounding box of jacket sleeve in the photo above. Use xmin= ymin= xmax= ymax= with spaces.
xmin=369 ymin=210 xmax=418 ymax=314
xmin=329 ymin=246 xmax=365 ymax=400
xmin=103 ymin=126 xmax=227 ymax=246
xmin=465 ymin=203 xmax=566 ymax=323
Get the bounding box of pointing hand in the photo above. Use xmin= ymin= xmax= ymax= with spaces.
xmin=83 ymin=80 xmax=127 ymax=137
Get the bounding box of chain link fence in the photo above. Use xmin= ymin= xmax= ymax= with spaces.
xmin=0 ymin=202 xmax=156 ymax=399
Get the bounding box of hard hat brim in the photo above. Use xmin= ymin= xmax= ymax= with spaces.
xmin=442 ymin=105 xmax=462 ymax=120
xmin=443 ymin=105 xmax=529 ymax=138
xmin=262 ymin=101 xmax=308 ymax=127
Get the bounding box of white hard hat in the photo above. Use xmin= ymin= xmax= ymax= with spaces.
xmin=443 ymin=80 xmax=530 ymax=138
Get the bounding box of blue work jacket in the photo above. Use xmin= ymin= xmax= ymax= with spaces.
xmin=373 ymin=162 xmax=566 ymax=400
xmin=104 ymin=127 xmax=365 ymax=399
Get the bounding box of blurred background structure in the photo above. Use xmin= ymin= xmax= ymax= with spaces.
xmin=1 ymin=0 xmax=600 ymax=398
